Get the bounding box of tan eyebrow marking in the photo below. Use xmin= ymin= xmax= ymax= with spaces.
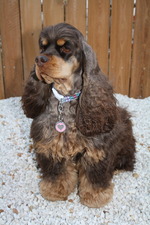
xmin=41 ymin=38 xmax=48 ymax=46
xmin=57 ymin=39 xmax=66 ymax=46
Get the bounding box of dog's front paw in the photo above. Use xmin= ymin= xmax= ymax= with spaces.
xmin=79 ymin=183 xmax=114 ymax=208
xmin=39 ymin=179 xmax=70 ymax=201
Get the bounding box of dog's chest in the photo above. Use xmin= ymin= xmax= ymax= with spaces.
xmin=33 ymin=96 xmax=87 ymax=159
xmin=35 ymin=125 xmax=86 ymax=160
xmin=51 ymin=129 xmax=85 ymax=159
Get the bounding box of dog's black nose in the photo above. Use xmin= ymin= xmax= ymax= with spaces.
xmin=35 ymin=55 xmax=49 ymax=66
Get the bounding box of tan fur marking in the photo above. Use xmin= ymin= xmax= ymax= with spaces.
xmin=35 ymin=135 xmax=86 ymax=160
xmin=39 ymin=161 xmax=77 ymax=201
xmin=41 ymin=37 xmax=48 ymax=46
xmin=85 ymin=149 xmax=105 ymax=163
xmin=54 ymin=76 xmax=73 ymax=95
xmin=34 ymin=123 xmax=106 ymax=163
xmin=79 ymin=168 xmax=114 ymax=208
xmin=35 ymin=66 xmax=43 ymax=81
xmin=35 ymin=124 xmax=88 ymax=160
xmin=35 ymin=134 xmax=64 ymax=159
xmin=57 ymin=39 xmax=66 ymax=46
xmin=35 ymin=55 xmax=79 ymax=95
xmin=114 ymin=169 xmax=125 ymax=175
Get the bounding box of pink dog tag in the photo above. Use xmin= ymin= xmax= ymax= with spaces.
xmin=55 ymin=121 xmax=66 ymax=133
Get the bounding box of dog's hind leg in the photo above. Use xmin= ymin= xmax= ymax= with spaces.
xmin=114 ymin=144 xmax=136 ymax=172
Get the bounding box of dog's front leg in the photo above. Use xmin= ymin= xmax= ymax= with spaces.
xmin=36 ymin=153 xmax=78 ymax=201
xmin=78 ymin=151 xmax=114 ymax=208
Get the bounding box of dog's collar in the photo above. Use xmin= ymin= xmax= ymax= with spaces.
xmin=52 ymin=87 xmax=81 ymax=133
xmin=52 ymin=87 xmax=81 ymax=103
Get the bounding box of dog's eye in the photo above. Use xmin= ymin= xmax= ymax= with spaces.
xmin=60 ymin=46 xmax=71 ymax=54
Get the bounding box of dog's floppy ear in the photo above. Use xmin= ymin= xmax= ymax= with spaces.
xmin=76 ymin=41 xmax=117 ymax=136
xmin=21 ymin=67 xmax=51 ymax=119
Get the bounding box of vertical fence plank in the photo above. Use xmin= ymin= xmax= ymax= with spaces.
xmin=43 ymin=0 xmax=64 ymax=27
xmin=0 ymin=11 xmax=5 ymax=99
xmin=65 ymin=0 xmax=86 ymax=36
xmin=88 ymin=0 xmax=110 ymax=75
xmin=0 ymin=42 xmax=4 ymax=99
xmin=130 ymin=0 xmax=150 ymax=98
xmin=20 ymin=0 xmax=42 ymax=81
xmin=109 ymin=0 xmax=134 ymax=95
xmin=0 ymin=0 xmax=23 ymax=98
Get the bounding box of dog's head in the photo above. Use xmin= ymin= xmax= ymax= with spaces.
xmin=35 ymin=23 xmax=85 ymax=95
xmin=35 ymin=23 xmax=117 ymax=135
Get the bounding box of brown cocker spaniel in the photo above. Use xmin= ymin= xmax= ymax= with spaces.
xmin=21 ymin=23 xmax=136 ymax=208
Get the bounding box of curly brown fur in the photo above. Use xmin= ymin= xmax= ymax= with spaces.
xmin=21 ymin=23 xmax=136 ymax=208
xmin=39 ymin=160 xmax=78 ymax=201
xmin=78 ymin=165 xmax=114 ymax=208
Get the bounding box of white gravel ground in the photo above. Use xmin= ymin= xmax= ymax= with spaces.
xmin=0 ymin=94 xmax=150 ymax=225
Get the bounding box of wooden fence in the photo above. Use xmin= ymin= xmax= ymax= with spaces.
xmin=0 ymin=0 xmax=150 ymax=99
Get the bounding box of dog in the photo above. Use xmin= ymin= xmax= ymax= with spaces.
xmin=21 ymin=23 xmax=136 ymax=208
